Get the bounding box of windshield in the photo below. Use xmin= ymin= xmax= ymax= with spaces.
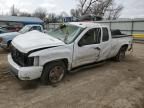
xmin=47 ymin=24 xmax=84 ymax=44
xmin=19 ymin=26 xmax=31 ymax=34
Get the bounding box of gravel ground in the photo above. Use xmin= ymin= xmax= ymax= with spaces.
xmin=0 ymin=43 xmax=144 ymax=108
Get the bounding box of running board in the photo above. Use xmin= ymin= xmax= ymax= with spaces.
xmin=70 ymin=61 xmax=106 ymax=73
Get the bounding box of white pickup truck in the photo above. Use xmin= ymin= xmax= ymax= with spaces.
xmin=8 ymin=22 xmax=133 ymax=84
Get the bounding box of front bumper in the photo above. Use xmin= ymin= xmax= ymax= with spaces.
xmin=8 ymin=54 xmax=43 ymax=80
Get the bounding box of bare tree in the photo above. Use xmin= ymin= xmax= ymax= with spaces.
xmin=33 ymin=7 xmax=47 ymax=20
xmin=10 ymin=5 xmax=19 ymax=16
xmin=78 ymin=0 xmax=98 ymax=15
xmin=70 ymin=9 xmax=81 ymax=17
xmin=71 ymin=0 xmax=123 ymax=20
xmin=71 ymin=0 xmax=97 ymax=17
xmin=47 ymin=13 xmax=57 ymax=23
xmin=19 ymin=12 xmax=31 ymax=17
xmin=113 ymin=5 xmax=123 ymax=19
xmin=105 ymin=5 xmax=123 ymax=20
xmin=92 ymin=0 xmax=113 ymax=16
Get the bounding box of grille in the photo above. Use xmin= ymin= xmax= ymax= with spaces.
xmin=11 ymin=46 xmax=34 ymax=67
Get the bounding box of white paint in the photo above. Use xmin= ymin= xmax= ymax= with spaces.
xmin=8 ymin=22 xmax=133 ymax=80
xmin=8 ymin=54 xmax=43 ymax=80
xmin=12 ymin=31 xmax=65 ymax=53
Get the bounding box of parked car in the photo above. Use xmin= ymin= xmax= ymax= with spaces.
xmin=0 ymin=27 xmax=9 ymax=34
xmin=0 ymin=24 xmax=44 ymax=49
xmin=8 ymin=22 xmax=133 ymax=84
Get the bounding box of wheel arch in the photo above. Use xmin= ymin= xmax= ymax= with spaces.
xmin=41 ymin=58 xmax=68 ymax=84
xmin=43 ymin=58 xmax=69 ymax=70
xmin=121 ymin=44 xmax=128 ymax=51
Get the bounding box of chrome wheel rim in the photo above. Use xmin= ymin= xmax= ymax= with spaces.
xmin=49 ymin=66 xmax=64 ymax=83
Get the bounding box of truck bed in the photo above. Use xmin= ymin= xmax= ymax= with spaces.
xmin=112 ymin=35 xmax=131 ymax=38
xmin=111 ymin=29 xmax=131 ymax=38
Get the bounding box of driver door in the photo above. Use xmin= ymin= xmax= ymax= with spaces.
xmin=72 ymin=28 xmax=101 ymax=68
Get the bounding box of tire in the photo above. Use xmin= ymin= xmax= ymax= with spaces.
xmin=41 ymin=61 xmax=66 ymax=84
xmin=114 ymin=47 xmax=127 ymax=62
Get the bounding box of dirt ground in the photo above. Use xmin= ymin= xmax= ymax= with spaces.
xmin=0 ymin=43 xmax=144 ymax=108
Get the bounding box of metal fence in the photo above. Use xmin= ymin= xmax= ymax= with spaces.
xmin=96 ymin=19 xmax=144 ymax=36
xmin=45 ymin=19 xmax=144 ymax=41
xmin=46 ymin=19 xmax=144 ymax=34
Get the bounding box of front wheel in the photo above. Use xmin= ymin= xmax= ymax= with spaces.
xmin=114 ymin=47 xmax=127 ymax=62
xmin=41 ymin=61 xmax=66 ymax=84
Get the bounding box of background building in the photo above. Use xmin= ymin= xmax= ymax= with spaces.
xmin=0 ymin=16 xmax=43 ymax=31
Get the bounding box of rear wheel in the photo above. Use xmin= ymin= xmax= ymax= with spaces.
xmin=114 ymin=47 xmax=127 ymax=62
xmin=41 ymin=61 xmax=66 ymax=84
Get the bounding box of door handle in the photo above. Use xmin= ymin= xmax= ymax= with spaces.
xmin=94 ymin=47 xmax=101 ymax=51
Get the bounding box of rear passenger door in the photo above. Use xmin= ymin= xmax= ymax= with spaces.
xmin=99 ymin=27 xmax=112 ymax=60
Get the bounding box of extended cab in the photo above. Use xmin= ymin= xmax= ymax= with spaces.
xmin=0 ymin=24 xmax=45 ymax=49
xmin=8 ymin=22 xmax=133 ymax=84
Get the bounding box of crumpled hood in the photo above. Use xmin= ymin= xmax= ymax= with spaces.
xmin=12 ymin=30 xmax=65 ymax=53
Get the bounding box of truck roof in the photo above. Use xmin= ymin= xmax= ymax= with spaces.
xmin=69 ymin=22 xmax=108 ymax=28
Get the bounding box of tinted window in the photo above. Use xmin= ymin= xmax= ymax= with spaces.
xmin=31 ymin=26 xmax=42 ymax=32
xmin=79 ymin=28 xmax=101 ymax=46
xmin=102 ymin=28 xmax=109 ymax=42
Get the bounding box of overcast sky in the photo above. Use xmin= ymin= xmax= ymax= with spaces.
xmin=0 ymin=0 xmax=144 ymax=18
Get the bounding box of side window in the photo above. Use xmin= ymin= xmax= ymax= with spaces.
xmin=30 ymin=26 xmax=42 ymax=32
xmin=102 ymin=28 xmax=109 ymax=42
xmin=78 ymin=28 xmax=101 ymax=46
xmin=78 ymin=29 xmax=95 ymax=46
xmin=36 ymin=26 xmax=42 ymax=32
